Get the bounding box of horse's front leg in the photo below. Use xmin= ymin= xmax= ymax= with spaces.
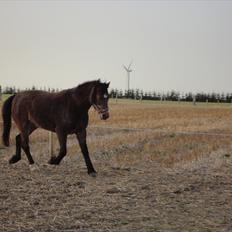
xmin=76 ymin=129 xmax=96 ymax=177
xmin=49 ymin=129 xmax=67 ymax=165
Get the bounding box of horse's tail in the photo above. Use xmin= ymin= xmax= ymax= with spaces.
xmin=2 ymin=95 xmax=16 ymax=147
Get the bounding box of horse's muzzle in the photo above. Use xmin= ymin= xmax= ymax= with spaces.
xmin=100 ymin=112 xmax=109 ymax=120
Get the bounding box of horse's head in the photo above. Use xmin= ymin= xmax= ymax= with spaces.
xmin=90 ymin=81 xmax=110 ymax=120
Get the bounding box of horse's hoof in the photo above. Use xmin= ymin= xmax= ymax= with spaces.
xmin=48 ymin=156 xmax=58 ymax=165
xmin=9 ymin=155 xmax=21 ymax=164
xmin=88 ymin=172 xmax=97 ymax=177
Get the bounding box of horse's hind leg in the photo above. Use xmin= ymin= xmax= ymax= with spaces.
xmin=20 ymin=123 xmax=37 ymax=165
xmin=9 ymin=134 xmax=22 ymax=164
xmin=21 ymin=134 xmax=34 ymax=164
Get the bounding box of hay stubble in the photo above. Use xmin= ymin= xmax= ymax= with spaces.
xmin=0 ymin=100 xmax=232 ymax=231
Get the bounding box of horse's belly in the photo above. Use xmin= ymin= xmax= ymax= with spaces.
xmin=28 ymin=112 xmax=56 ymax=132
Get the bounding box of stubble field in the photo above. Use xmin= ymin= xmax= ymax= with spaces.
xmin=0 ymin=99 xmax=232 ymax=231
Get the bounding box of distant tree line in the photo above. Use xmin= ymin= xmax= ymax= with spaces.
xmin=1 ymin=86 xmax=232 ymax=103
xmin=2 ymin=86 xmax=59 ymax=94
xmin=109 ymin=89 xmax=232 ymax=103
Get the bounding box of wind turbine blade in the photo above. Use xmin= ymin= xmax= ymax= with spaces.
xmin=123 ymin=65 xmax=129 ymax=72
xmin=128 ymin=60 xmax=133 ymax=70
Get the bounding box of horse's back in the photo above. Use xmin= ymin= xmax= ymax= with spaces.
xmin=12 ymin=90 xmax=54 ymax=112
xmin=12 ymin=90 xmax=66 ymax=131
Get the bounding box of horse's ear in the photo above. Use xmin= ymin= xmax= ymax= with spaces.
xmin=106 ymin=81 xmax=110 ymax=88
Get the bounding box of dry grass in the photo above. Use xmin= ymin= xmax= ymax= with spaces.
xmin=0 ymin=99 xmax=232 ymax=231
xmin=87 ymin=100 xmax=232 ymax=167
xmin=1 ymin=99 xmax=232 ymax=169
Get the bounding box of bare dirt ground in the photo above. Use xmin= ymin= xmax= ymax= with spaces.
xmin=0 ymin=100 xmax=232 ymax=232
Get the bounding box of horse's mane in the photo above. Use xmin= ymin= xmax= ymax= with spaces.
xmin=76 ymin=79 xmax=101 ymax=90
xmin=66 ymin=79 xmax=108 ymax=98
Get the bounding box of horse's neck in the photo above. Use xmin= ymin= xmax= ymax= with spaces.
xmin=71 ymin=85 xmax=92 ymax=110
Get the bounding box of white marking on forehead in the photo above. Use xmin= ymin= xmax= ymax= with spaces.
xmin=103 ymin=94 xmax=108 ymax=99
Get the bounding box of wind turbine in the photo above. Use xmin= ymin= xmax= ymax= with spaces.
xmin=123 ymin=60 xmax=133 ymax=92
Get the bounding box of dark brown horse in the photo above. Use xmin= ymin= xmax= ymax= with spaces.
xmin=2 ymin=80 xmax=110 ymax=176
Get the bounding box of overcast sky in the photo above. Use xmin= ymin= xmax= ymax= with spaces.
xmin=0 ymin=0 xmax=232 ymax=93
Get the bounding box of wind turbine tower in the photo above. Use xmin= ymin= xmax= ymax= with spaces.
xmin=123 ymin=61 xmax=133 ymax=92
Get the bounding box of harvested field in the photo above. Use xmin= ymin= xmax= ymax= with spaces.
xmin=0 ymin=100 xmax=232 ymax=231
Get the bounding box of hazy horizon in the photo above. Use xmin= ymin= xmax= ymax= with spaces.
xmin=0 ymin=0 xmax=232 ymax=93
